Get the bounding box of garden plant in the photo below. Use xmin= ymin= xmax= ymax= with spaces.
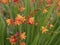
xmin=0 ymin=0 xmax=60 ymax=45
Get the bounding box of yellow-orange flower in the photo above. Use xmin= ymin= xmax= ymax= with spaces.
xmin=43 ymin=8 xmax=48 ymax=13
xmin=57 ymin=0 xmax=60 ymax=6
xmin=1 ymin=0 xmax=8 ymax=4
xmin=6 ymin=19 xmax=13 ymax=25
xmin=14 ymin=14 xmax=26 ymax=25
xmin=41 ymin=26 xmax=48 ymax=34
xmin=20 ymin=42 xmax=26 ymax=45
xmin=19 ymin=7 xmax=25 ymax=12
xmin=19 ymin=32 xmax=26 ymax=40
xmin=27 ymin=17 xmax=34 ymax=24
xmin=49 ymin=24 xmax=53 ymax=28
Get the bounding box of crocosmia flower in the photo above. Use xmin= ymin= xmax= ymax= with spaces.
xmin=27 ymin=17 xmax=34 ymax=24
xmin=10 ymin=36 xmax=17 ymax=45
xmin=6 ymin=19 xmax=13 ymax=25
xmin=57 ymin=0 xmax=60 ymax=6
xmin=13 ymin=0 xmax=18 ymax=2
xmin=14 ymin=14 xmax=25 ymax=25
xmin=41 ymin=26 xmax=48 ymax=34
xmin=6 ymin=36 xmax=17 ymax=45
xmin=20 ymin=42 xmax=26 ymax=45
xmin=48 ymin=24 xmax=53 ymax=28
xmin=19 ymin=32 xmax=26 ymax=40
xmin=46 ymin=0 xmax=52 ymax=4
xmin=43 ymin=8 xmax=48 ymax=13
xmin=18 ymin=7 xmax=25 ymax=12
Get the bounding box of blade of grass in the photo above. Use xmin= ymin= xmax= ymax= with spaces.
xmin=31 ymin=33 xmax=39 ymax=45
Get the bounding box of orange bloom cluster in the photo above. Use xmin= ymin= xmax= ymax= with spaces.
xmin=6 ymin=14 xmax=26 ymax=25
xmin=27 ymin=17 xmax=34 ymax=24
xmin=14 ymin=14 xmax=26 ymax=25
xmin=1 ymin=0 xmax=18 ymax=4
xmin=41 ymin=24 xmax=53 ymax=34
xmin=6 ymin=14 xmax=35 ymax=25
xmin=7 ymin=32 xmax=26 ymax=45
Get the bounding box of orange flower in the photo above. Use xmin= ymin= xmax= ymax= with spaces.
xmin=10 ymin=36 xmax=17 ymax=44
xmin=20 ymin=42 xmax=26 ymax=45
xmin=13 ymin=0 xmax=18 ymax=3
xmin=19 ymin=7 xmax=25 ymax=12
xmin=14 ymin=14 xmax=26 ymax=25
xmin=46 ymin=0 xmax=52 ymax=4
xmin=27 ymin=17 xmax=34 ymax=24
xmin=19 ymin=32 xmax=26 ymax=40
xmin=43 ymin=8 xmax=48 ymax=13
xmin=6 ymin=36 xmax=17 ymax=45
xmin=41 ymin=26 xmax=48 ymax=34
xmin=48 ymin=24 xmax=53 ymax=28
xmin=57 ymin=0 xmax=60 ymax=6
xmin=6 ymin=19 xmax=13 ymax=25
xmin=1 ymin=0 xmax=8 ymax=4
